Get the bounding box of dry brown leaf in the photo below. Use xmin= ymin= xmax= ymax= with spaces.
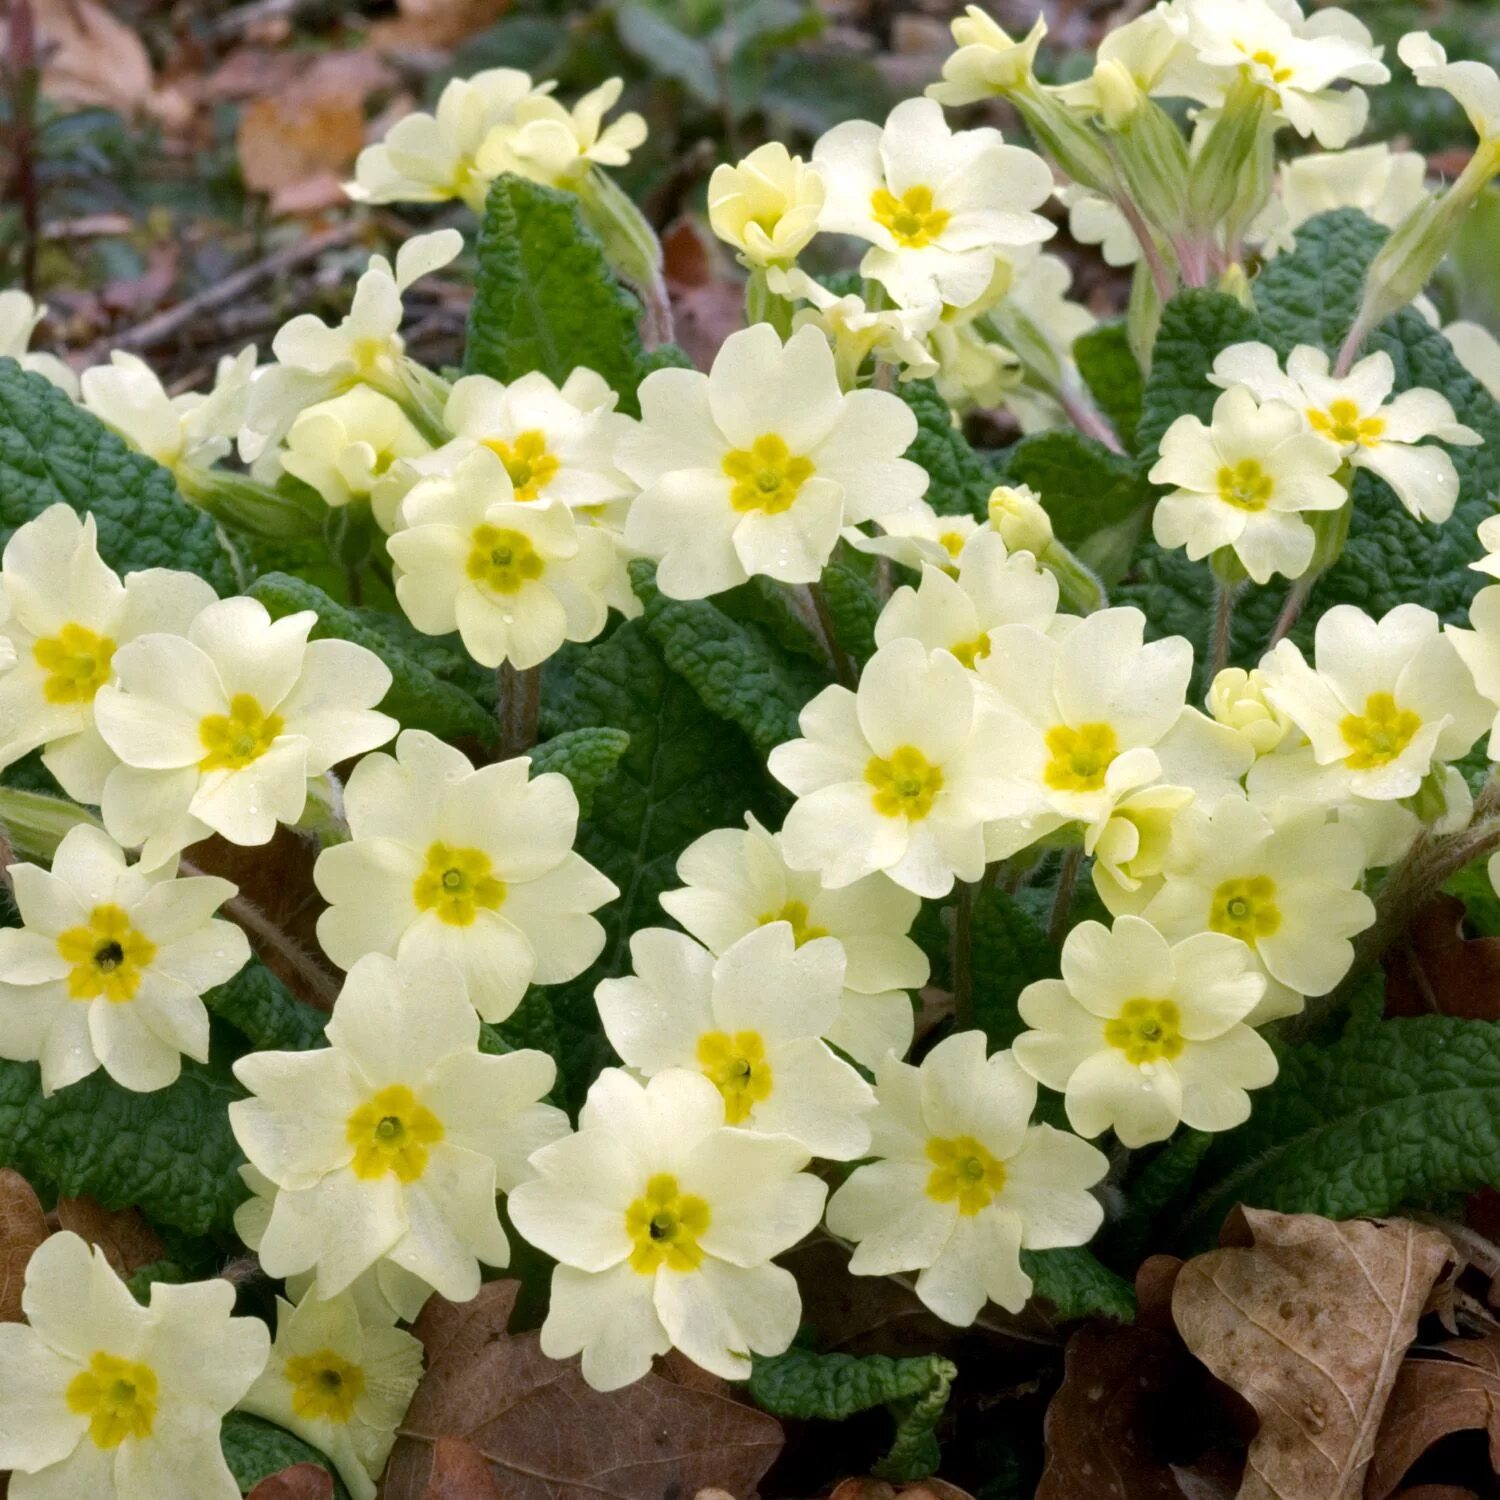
xmin=1384 ymin=895 xmax=1500 ymax=1020
xmin=1171 ymin=1209 xmax=1454 ymax=1500
xmin=371 ymin=0 xmax=510 ymax=52
xmin=54 ymin=1196 xmax=164 ymax=1280
xmin=246 ymin=1465 xmax=334 ymax=1500
xmin=4 ymin=0 xmax=154 ymax=117
xmin=0 ymin=1169 xmax=48 ymax=1323
xmin=1367 ymin=1335 xmax=1500 ymax=1500
xmin=829 ymin=1480 xmax=976 ymax=1500
xmin=661 ymin=218 xmax=744 ymax=372
xmin=383 ymin=1280 xmax=783 ymax=1500
xmin=420 ymin=1436 xmax=503 ymax=1498
xmin=1392 ymin=1489 xmax=1479 ymax=1499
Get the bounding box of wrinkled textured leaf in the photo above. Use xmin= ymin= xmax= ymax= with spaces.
xmin=221 ymin=1413 xmax=347 ymax=1499
xmin=526 ymin=726 xmax=630 ymax=818
xmin=466 ymin=175 xmax=649 ymax=412
xmin=632 ymin=559 xmax=825 ymax=754
xmin=204 ymin=958 xmax=329 ymax=1053
xmin=0 ymin=358 xmax=234 ymax=593
xmin=997 ymin=428 xmax=1148 ymax=547
xmin=748 ymin=1348 xmax=956 ymax=1481
xmin=1023 ymin=1247 xmax=1137 ymax=1325
xmin=1171 ymin=1209 xmax=1453 ymax=1500
xmin=899 ymin=380 xmax=995 ymax=519
xmin=384 ymin=1280 xmax=783 ymax=1499
xmin=1073 ymin=321 xmax=1142 ymax=451
xmin=249 ymin=571 xmax=495 ymax=744
xmin=817 ymin=559 xmax=881 ymax=666
xmin=970 ymin=886 xmax=1056 ymax=1052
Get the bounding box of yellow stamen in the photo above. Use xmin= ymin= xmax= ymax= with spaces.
xmin=1209 ymin=875 xmax=1281 ymax=944
xmin=467 ymin=525 xmax=545 ymax=594
xmin=870 ymin=185 xmax=951 ymax=249
xmin=56 ymin=904 xmax=156 ymax=1003
xmin=1104 ymin=998 xmax=1185 ymax=1065
xmin=484 ymin=429 xmax=560 ymax=502
xmin=1043 ymin=722 xmax=1118 ymax=793
xmin=412 ymin=842 xmax=506 ymax=926
xmin=346 ymin=1084 xmax=444 ymax=1182
xmin=286 ymin=1349 xmax=366 ymax=1423
xmin=67 ymin=1351 xmax=158 ymax=1448
xmin=925 ymin=1134 xmax=1006 ymax=1215
xmin=756 ymin=898 xmax=828 ymax=947
xmin=722 ymin=435 xmax=815 ymax=515
xmin=1340 ymin=691 xmax=1421 ymax=769
xmin=625 ymin=1173 xmax=711 ymax=1273
xmin=696 ymin=1029 xmax=774 ymax=1123
xmin=866 ymin=744 xmax=943 ymax=820
xmin=33 ymin=623 xmax=115 ymax=705
xmin=1215 ymin=458 xmax=1275 ymax=512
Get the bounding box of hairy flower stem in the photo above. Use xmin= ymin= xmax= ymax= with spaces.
xmin=951 ymin=879 xmax=977 ymax=1031
xmin=1268 ymin=573 xmax=1314 ymax=647
xmin=1048 ymin=846 xmax=1084 ymax=947
xmin=1058 ymin=382 xmax=1125 ymax=455
xmin=497 ymin=663 xmax=542 ymax=759
xmin=1211 ymin=578 xmax=1241 ymax=678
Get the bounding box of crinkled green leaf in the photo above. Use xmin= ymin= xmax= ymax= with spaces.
xmin=248 ymin=571 xmax=495 ymax=744
xmin=970 ymin=886 xmax=1056 ymax=1052
xmin=466 ymin=174 xmax=650 ymax=413
xmin=1172 ymin=1015 xmax=1500 ymax=1251
xmin=614 ymin=0 xmax=719 ymax=105
xmin=538 ymin=619 xmax=777 ymax=1106
xmin=899 ymin=379 xmax=996 ymax=519
xmin=527 ymin=726 xmax=631 ymax=817
xmin=748 ymin=1347 xmax=956 ymax=1481
xmin=631 ymin=559 xmax=825 ymax=754
xmin=1104 ymin=1128 xmax=1214 ymax=1265
xmin=0 ymin=1051 xmax=245 ymax=1239
xmin=1073 ymin=321 xmax=1142 ymax=452
xmin=1253 ymin=207 xmax=1383 ymax=356
xmin=203 ymin=959 xmax=328 ymax=1053
xmin=817 ymin=559 xmax=880 ymax=666
xmin=0 ymin=358 xmax=234 ymax=593
xmin=1022 ymin=1246 xmax=1136 ymax=1324
xmin=997 ymin=428 xmax=1148 ymax=549
xmin=221 ymin=1413 xmax=348 ymax=1498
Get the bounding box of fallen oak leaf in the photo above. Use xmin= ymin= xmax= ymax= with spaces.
xmin=0 ymin=1168 xmax=48 ymax=1322
xmin=54 ymin=1194 xmax=165 ymax=1280
xmin=1367 ymin=1335 xmax=1500 ymax=1500
xmin=1384 ymin=895 xmax=1500 ymax=1019
xmin=382 ymin=1280 xmax=783 ymax=1500
xmin=1171 ymin=1209 xmax=1454 ymax=1500
xmin=246 ymin=1464 xmax=334 ymax=1499
xmin=421 ymin=1436 xmax=502 ymax=1499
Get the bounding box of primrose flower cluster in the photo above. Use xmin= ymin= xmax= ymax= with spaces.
xmin=4 ymin=1 xmax=1500 ymax=1492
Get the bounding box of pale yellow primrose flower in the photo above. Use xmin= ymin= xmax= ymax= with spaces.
xmin=230 ymin=952 xmax=569 ymax=1306
xmin=93 ymin=595 xmax=396 ymax=869
xmin=826 ymin=1031 xmax=1106 ymax=1326
xmin=813 ymin=97 xmax=1054 ymax=309
xmin=0 ymin=288 xmax=78 ymax=396
xmin=347 ymin=68 xmax=553 ymax=212
xmin=1149 ymin=384 xmax=1346 ymax=584
xmin=1251 ymin=144 xmax=1429 ymax=255
xmin=314 ymin=729 xmax=616 ymax=1025
xmin=1398 ymin=31 xmax=1500 ymax=154
xmin=597 ymin=925 xmax=875 ymax=1159
xmin=389 ymin=447 xmax=616 ymax=670
xmin=0 ymin=1232 xmax=268 ymax=1500
xmin=618 ymin=323 xmax=927 ymax=599
xmin=928 ymin=10 xmax=1048 ymax=106
xmin=768 ymin=267 xmax=941 ymax=384
xmin=769 ymin=638 xmax=1030 ymax=899
xmin=1207 ymin=665 xmax=1293 ymax=755
xmin=1210 ymin=341 xmax=1480 ymax=525
xmin=1014 ymin=915 xmax=1275 ymax=1148
xmin=237 ymin=1290 xmax=423 ymax=1500
xmin=709 ymin=143 xmax=826 ymax=268
xmin=658 ymin=813 xmax=928 ymax=1071
xmin=478 ymin=77 xmax=647 ymax=189
xmin=0 ymin=505 xmax=215 ymax=804
xmin=0 ymin=824 xmax=249 ymax=1095
xmin=1142 ymin=794 xmax=1374 ymax=1024
xmin=508 ymin=1067 xmax=826 ymax=1391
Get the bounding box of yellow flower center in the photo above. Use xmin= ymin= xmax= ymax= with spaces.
xmin=870 ymin=184 xmax=951 ymax=248
xmin=1209 ymin=875 xmax=1282 ymax=945
xmin=1043 ymin=722 xmax=1119 ymax=793
xmin=412 ymin=842 xmax=506 ymax=926
xmin=925 ymin=1134 xmax=1006 ymax=1216
xmin=626 ymin=1172 xmax=711 ymax=1274
xmin=756 ymin=898 xmax=828 ymax=947
xmin=467 ymin=525 xmax=545 ymax=595
xmin=865 ymin=744 xmax=943 ymax=820
xmin=286 ymin=1348 xmax=366 ymax=1423
xmin=56 ymin=904 xmax=156 ymax=1003
xmin=198 ymin=693 xmax=284 ymax=771
xmin=1307 ymin=398 xmax=1385 ymax=448
xmin=938 ymin=531 xmax=966 ymax=560
xmin=33 ymin=623 xmax=116 ymax=706
xmin=346 ymin=1084 xmax=444 ymax=1183
xmin=722 ymin=434 xmax=815 ymax=515
xmin=1243 ymin=46 xmax=1292 ymax=83
xmin=1340 ymin=690 xmax=1421 ymax=769
xmin=484 ymin=429 xmax=560 ymax=502
xmin=1215 ymin=458 xmax=1275 ymax=512
xmin=950 ymin=631 xmax=992 ymax=669
xmin=1104 ymin=998 xmax=1185 ymax=1065
xmin=67 ymin=1351 xmax=158 ymax=1448
xmin=695 ymin=1029 xmax=774 ymax=1124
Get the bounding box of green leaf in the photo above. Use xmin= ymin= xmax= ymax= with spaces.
xmin=748 ymin=1348 xmax=956 ymax=1481
xmin=816 ymin=560 xmax=880 ymax=666
xmin=1022 ymin=1246 xmax=1136 ymax=1323
xmin=997 ymin=428 xmax=1149 ymax=549
xmin=763 ymin=49 xmax=892 ymax=135
xmin=614 ymin=0 xmax=720 ymax=106
xmin=1172 ymin=1016 xmax=1500 ymax=1251
xmin=248 ymin=572 xmax=495 ymax=744
xmin=203 ymin=959 xmax=329 ymax=1053
xmin=527 ymin=726 xmax=630 ymax=817
xmin=0 ymin=359 xmax=234 ymax=593
xmin=1253 ymin=207 xmax=1384 ymax=357
xmin=466 ymin=175 xmax=649 ymax=413
xmin=970 ymin=887 xmax=1056 ymax=1052
xmin=539 ymin=619 xmax=778 ymax=1105
xmin=1073 ymin=321 xmax=1142 ymax=452
xmin=631 ymin=559 xmax=825 ymax=755
xmin=899 ymin=379 xmax=996 ymax=519
xmin=221 ymin=1413 xmax=348 ymax=1498
xmin=0 ymin=1052 xmax=245 ymax=1238
xmin=1134 ymin=290 xmax=1260 ymax=458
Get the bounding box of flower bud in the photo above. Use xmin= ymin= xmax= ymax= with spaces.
xmin=708 ymin=144 xmax=825 ymax=268
xmin=988 ymin=484 xmax=1053 ymax=553
xmin=1207 ymin=667 xmax=1291 ymax=755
